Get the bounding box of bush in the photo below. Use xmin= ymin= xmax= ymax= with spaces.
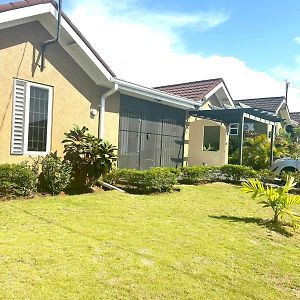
xmin=257 ymin=169 xmax=278 ymax=185
xmin=219 ymin=164 xmax=256 ymax=183
xmin=0 ymin=163 xmax=36 ymax=197
xmin=39 ymin=154 xmax=72 ymax=195
xmin=179 ymin=166 xmax=218 ymax=184
xmin=63 ymin=126 xmax=117 ymax=189
xmin=104 ymin=168 xmax=177 ymax=194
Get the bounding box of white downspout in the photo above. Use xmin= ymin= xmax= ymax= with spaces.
xmin=98 ymin=83 xmax=119 ymax=139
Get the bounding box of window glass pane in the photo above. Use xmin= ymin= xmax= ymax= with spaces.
xmin=229 ymin=123 xmax=239 ymax=135
xmin=27 ymin=86 xmax=49 ymax=152
xmin=203 ymin=126 xmax=220 ymax=151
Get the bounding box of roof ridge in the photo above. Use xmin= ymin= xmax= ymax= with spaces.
xmin=154 ymin=78 xmax=223 ymax=89
xmin=234 ymin=96 xmax=285 ymax=102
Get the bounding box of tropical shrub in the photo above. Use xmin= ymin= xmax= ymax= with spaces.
xmin=39 ymin=154 xmax=72 ymax=195
xmin=242 ymin=176 xmax=300 ymax=229
xmin=104 ymin=168 xmax=177 ymax=194
xmin=257 ymin=169 xmax=278 ymax=185
xmin=179 ymin=166 xmax=218 ymax=184
xmin=63 ymin=126 xmax=117 ymax=189
xmin=0 ymin=163 xmax=37 ymax=197
xmin=219 ymin=164 xmax=256 ymax=183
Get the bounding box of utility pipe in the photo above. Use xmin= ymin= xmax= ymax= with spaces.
xmin=98 ymin=83 xmax=119 ymax=139
xmin=41 ymin=0 xmax=62 ymax=71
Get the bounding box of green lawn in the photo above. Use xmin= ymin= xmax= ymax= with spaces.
xmin=0 ymin=183 xmax=299 ymax=300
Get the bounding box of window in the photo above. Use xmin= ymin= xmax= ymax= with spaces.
xmin=11 ymin=79 xmax=53 ymax=155
xmin=229 ymin=123 xmax=239 ymax=135
xmin=203 ymin=126 xmax=220 ymax=151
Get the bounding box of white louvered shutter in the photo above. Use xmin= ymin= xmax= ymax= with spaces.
xmin=11 ymin=79 xmax=27 ymax=155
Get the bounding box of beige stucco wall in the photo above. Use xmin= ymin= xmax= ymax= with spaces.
xmin=187 ymin=118 xmax=229 ymax=166
xmin=0 ymin=21 xmax=120 ymax=163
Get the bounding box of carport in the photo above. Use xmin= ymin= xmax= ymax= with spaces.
xmin=189 ymin=107 xmax=283 ymax=165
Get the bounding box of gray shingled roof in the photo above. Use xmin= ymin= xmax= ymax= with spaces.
xmin=290 ymin=112 xmax=300 ymax=124
xmin=233 ymin=96 xmax=285 ymax=113
xmin=154 ymin=78 xmax=224 ymax=101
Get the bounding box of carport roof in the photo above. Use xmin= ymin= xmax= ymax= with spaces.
xmin=190 ymin=107 xmax=284 ymax=125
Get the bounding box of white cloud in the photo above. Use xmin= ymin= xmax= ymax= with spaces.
xmin=294 ymin=37 xmax=300 ymax=44
xmin=68 ymin=0 xmax=300 ymax=111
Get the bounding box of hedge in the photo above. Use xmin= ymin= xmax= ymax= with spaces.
xmin=104 ymin=167 xmax=177 ymax=193
xmin=179 ymin=166 xmax=218 ymax=184
xmin=0 ymin=163 xmax=37 ymax=197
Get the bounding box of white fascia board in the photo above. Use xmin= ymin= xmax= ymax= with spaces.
xmin=47 ymin=5 xmax=113 ymax=82
xmin=112 ymin=78 xmax=198 ymax=110
xmin=275 ymin=100 xmax=286 ymax=115
xmin=0 ymin=3 xmax=112 ymax=84
xmin=205 ymin=82 xmax=234 ymax=107
xmin=0 ymin=3 xmax=51 ymax=29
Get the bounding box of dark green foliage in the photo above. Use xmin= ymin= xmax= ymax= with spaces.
xmin=104 ymin=168 xmax=177 ymax=194
xmin=179 ymin=166 xmax=218 ymax=184
xmin=39 ymin=154 xmax=72 ymax=195
xmin=0 ymin=163 xmax=36 ymax=197
xmin=257 ymin=169 xmax=278 ymax=185
xmin=219 ymin=164 xmax=256 ymax=183
xmin=63 ymin=126 xmax=117 ymax=189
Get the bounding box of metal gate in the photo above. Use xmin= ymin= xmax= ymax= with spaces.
xmin=118 ymin=95 xmax=185 ymax=169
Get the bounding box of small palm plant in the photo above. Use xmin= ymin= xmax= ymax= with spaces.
xmin=242 ymin=176 xmax=300 ymax=230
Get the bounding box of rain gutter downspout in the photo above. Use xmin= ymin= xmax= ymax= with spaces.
xmin=40 ymin=0 xmax=62 ymax=71
xmin=98 ymin=83 xmax=119 ymax=139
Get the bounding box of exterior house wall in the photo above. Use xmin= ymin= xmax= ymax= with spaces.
xmin=0 ymin=21 xmax=120 ymax=163
xmin=188 ymin=118 xmax=228 ymax=166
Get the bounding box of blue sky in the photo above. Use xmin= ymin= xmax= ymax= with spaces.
xmin=2 ymin=0 xmax=300 ymax=108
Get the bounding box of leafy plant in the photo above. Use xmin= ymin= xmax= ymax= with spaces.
xmin=104 ymin=168 xmax=177 ymax=194
xmin=220 ymin=164 xmax=256 ymax=183
xmin=63 ymin=126 xmax=117 ymax=189
xmin=179 ymin=166 xmax=218 ymax=184
xmin=39 ymin=154 xmax=72 ymax=195
xmin=0 ymin=163 xmax=37 ymax=197
xmin=242 ymin=176 xmax=300 ymax=229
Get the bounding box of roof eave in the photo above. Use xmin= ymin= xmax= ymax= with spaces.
xmin=112 ymin=78 xmax=199 ymax=110
xmin=0 ymin=2 xmax=115 ymax=84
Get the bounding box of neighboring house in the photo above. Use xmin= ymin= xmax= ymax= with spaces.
xmin=156 ymin=79 xmax=235 ymax=166
xmin=0 ymin=0 xmax=235 ymax=169
xmin=232 ymin=96 xmax=293 ymax=136
xmin=290 ymin=112 xmax=300 ymax=125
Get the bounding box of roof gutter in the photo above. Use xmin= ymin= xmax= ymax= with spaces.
xmin=40 ymin=0 xmax=62 ymax=71
xmin=111 ymin=78 xmax=200 ymax=110
xmin=98 ymin=83 xmax=119 ymax=139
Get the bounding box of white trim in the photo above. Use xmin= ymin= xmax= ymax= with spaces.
xmin=0 ymin=4 xmax=113 ymax=84
xmin=23 ymin=81 xmax=53 ymax=156
xmin=0 ymin=4 xmax=51 ymax=29
xmin=229 ymin=123 xmax=239 ymax=135
xmin=204 ymin=82 xmax=234 ymax=107
xmin=112 ymin=78 xmax=198 ymax=110
xmin=275 ymin=100 xmax=286 ymax=115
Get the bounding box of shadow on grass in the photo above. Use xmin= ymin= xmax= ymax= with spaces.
xmin=209 ymin=215 xmax=293 ymax=237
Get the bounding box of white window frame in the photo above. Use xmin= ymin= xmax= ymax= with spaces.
xmin=23 ymin=81 xmax=53 ymax=156
xmin=229 ymin=123 xmax=239 ymax=135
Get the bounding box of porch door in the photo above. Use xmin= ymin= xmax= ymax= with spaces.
xmin=118 ymin=95 xmax=185 ymax=169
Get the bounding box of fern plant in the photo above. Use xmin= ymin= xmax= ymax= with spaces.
xmin=242 ymin=176 xmax=300 ymax=229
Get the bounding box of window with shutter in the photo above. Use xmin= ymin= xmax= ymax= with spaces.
xmin=11 ymin=79 xmax=53 ymax=155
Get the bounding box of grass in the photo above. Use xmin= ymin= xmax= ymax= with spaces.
xmin=0 ymin=183 xmax=299 ymax=299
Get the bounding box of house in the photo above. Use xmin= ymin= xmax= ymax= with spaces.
xmin=290 ymin=112 xmax=300 ymax=125
xmin=0 ymin=0 xmax=284 ymax=169
xmin=232 ymin=96 xmax=293 ymax=136
xmin=155 ymin=79 xmax=235 ymax=166
xmin=0 ymin=0 xmax=239 ymax=169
